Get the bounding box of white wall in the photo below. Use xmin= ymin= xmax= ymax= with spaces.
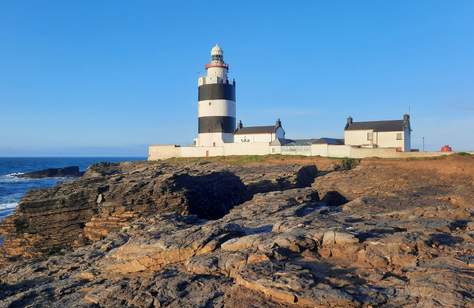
xmin=345 ymin=130 xmax=373 ymax=147
xmin=197 ymin=132 xmax=234 ymax=147
xmin=280 ymin=145 xmax=312 ymax=156
xmin=178 ymin=143 xmax=271 ymax=158
xmin=223 ymin=143 xmax=272 ymax=156
xmin=180 ymin=146 xmax=224 ymax=157
xmin=148 ymin=143 xmax=452 ymax=160
xmin=234 ymin=127 xmax=285 ymax=144
xmin=234 ymin=133 xmax=274 ymax=143
xmin=376 ymin=131 xmax=404 ymax=151
xmin=345 ymin=129 xmax=410 ymax=152
xmin=311 ymin=144 xmax=350 ymax=157
xmin=309 ymin=144 xmax=449 ymax=158
xmin=148 ymin=145 xmax=181 ymax=160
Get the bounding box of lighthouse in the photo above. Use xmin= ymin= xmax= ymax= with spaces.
xmin=196 ymin=44 xmax=236 ymax=147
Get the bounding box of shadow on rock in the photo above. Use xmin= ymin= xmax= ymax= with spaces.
xmin=169 ymin=172 xmax=250 ymax=220
xmin=426 ymin=233 xmax=464 ymax=247
xmin=246 ymin=165 xmax=318 ymax=195
xmin=0 ymin=277 xmax=55 ymax=305
xmin=320 ymin=191 xmax=348 ymax=207
xmin=356 ymin=227 xmax=407 ymax=242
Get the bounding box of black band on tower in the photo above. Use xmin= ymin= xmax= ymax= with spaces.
xmin=198 ymin=116 xmax=236 ymax=133
xmin=198 ymin=83 xmax=235 ymax=101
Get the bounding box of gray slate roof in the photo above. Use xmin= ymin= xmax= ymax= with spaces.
xmin=312 ymin=138 xmax=345 ymax=145
xmin=272 ymin=138 xmax=344 ymax=146
xmin=234 ymin=126 xmax=277 ymax=135
xmin=345 ymin=120 xmax=406 ymax=132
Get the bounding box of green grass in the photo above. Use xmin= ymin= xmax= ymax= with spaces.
xmin=404 ymin=155 xmax=449 ymax=161
xmin=152 ymin=152 xmax=469 ymax=166
xmin=162 ymin=154 xmax=312 ymax=165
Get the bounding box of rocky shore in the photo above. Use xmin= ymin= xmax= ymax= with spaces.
xmin=0 ymin=155 xmax=473 ymax=307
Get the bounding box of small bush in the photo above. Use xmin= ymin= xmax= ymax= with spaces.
xmin=338 ymin=158 xmax=359 ymax=170
xmin=456 ymin=152 xmax=472 ymax=157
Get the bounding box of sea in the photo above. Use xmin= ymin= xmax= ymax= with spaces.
xmin=0 ymin=157 xmax=144 ymax=221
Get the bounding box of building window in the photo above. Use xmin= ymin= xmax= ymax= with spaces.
xmin=367 ymin=132 xmax=373 ymax=141
xmin=396 ymin=133 xmax=402 ymax=140
xmin=208 ymin=102 xmax=211 ymax=106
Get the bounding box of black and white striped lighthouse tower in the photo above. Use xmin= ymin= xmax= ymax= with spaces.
xmin=196 ymin=45 xmax=236 ymax=147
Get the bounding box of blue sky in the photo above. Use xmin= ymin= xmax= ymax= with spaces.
xmin=0 ymin=1 xmax=473 ymax=156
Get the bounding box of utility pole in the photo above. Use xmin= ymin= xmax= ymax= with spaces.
xmin=422 ymin=136 xmax=425 ymax=152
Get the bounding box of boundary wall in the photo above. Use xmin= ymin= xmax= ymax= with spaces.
xmin=148 ymin=143 xmax=454 ymax=160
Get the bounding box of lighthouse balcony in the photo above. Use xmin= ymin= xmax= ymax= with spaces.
xmin=205 ymin=62 xmax=228 ymax=69
xmin=198 ymin=76 xmax=235 ymax=86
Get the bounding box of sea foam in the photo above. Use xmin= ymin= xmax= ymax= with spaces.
xmin=0 ymin=202 xmax=18 ymax=210
xmin=5 ymin=172 xmax=24 ymax=177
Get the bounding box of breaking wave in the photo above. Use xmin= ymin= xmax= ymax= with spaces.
xmin=0 ymin=202 xmax=18 ymax=210
xmin=5 ymin=172 xmax=24 ymax=177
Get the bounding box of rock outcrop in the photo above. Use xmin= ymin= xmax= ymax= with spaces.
xmin=0 ymin=155 xmax=473 ymax=307
xmin=0 ymin=161 xmax=317 ymax=262
xmin=18 ymin=166 xmax=82 ymax=178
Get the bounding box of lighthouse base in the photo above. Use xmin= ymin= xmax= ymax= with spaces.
xmin=196 ymin=133 xmax=234 ymax=147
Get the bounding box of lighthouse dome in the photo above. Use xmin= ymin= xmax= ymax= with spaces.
xmin=211 ymin=44 xmax=223 ymax=56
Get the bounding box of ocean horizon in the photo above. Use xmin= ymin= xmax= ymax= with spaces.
xmin=0 ymin=157 xmax=145 ymax=220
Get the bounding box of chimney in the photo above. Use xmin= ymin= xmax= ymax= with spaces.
xmin=403 ymin=114 xmax=411 ymax=131
xmin=347 ymin=116 xmax=353 ymax=125
xmin=275 ymin=118 xmax=282 ymax=127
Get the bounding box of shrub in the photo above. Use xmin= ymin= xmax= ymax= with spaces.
xmin=338 ymin=158 xmax=359 ymax=170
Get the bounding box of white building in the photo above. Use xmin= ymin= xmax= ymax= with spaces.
xmin=344 ymin=114 xmax=411 ymax=152
xmin=233 ymin=119 xmax=285 ymax=144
